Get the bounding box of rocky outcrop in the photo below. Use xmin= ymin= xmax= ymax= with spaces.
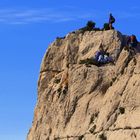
xmin=27 ymin=30 xmax=140 ymax=140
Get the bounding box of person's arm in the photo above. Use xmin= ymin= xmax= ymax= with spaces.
xmin=109 ymin=16 xmax=111 ymax=23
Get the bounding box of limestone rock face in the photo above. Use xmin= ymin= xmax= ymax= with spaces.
xmin=27 ymin=30 xmax=140 ymax=140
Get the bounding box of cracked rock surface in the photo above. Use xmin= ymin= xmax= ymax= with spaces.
xmin=27 ymin=30 xmax=140 ymax=140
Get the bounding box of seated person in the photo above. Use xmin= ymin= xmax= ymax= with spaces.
xmin=80 ymin=44 xmax=114 ymax=66
xmin=125 ymin=35 xmax=139 ymax=55
xmin=127 ymin=35 xmax=138 ymax=48
xmin=95 ymin=44 xmax=106 ymax=61
xmin=97 ymin=52 xmax=113 ymax=64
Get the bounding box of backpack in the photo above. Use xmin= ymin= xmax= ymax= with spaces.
xmin=110 ymin=15 xmax=115 ymax=24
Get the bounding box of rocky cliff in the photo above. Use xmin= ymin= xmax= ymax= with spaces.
xmin=27 ymin=30 xmax=140 ymax=140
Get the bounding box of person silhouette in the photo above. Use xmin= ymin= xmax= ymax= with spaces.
xmin=109 ymin=13 xmax=115 ymax=29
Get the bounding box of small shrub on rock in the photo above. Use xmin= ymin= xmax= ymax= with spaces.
xmin=86 ymin=20 xmax=96 ymax=30
xmin=103 ymin=23 xmax=110 ymax=30
xmin=99 ymin=133 xmax=107 ymax=140
xmin=54 ymin=78 xmax=61 ymax=84
xmin=78 ymin=135 xmax=84 ymax=140
xmin=119 ymin=107 xmax=125 ymax=114
xmin=79 ymin=20 xmax=96 ymax=33
xmin=93 ymin=27 xmax=101 ymax=31
xmin=57 ymin=88 xmax=62 ymax=93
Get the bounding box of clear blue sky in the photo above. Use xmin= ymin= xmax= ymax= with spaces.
xmin=0 ymin=0 xmax=140 ymax=140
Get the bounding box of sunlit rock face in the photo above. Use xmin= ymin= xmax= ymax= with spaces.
xmin=27 ymin=30 xmax=140 ymax=140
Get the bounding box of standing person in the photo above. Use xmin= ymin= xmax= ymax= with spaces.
xmin=109 ymin=13 xmax=115 ymax=29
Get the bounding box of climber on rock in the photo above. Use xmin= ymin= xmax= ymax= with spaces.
xmin=109 ymin=13 xmax=115 ymax=30
xmin=95 ymin=52 xmax=114 ymax=65
xmin=95 ymin=43 xmax=106 ymax=61
xmin=80 ymin=44 xmax=114 ymax=66
xmin=94 ymin=44 xmax=114 ymax=65
xmin=125 ymin=35 xmax=139 ymax=55
xmin=127 ymin=35 xmax=138 ymax=48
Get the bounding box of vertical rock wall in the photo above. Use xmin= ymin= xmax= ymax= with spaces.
xmin=27 ymin=30 xmax=140 ymax=140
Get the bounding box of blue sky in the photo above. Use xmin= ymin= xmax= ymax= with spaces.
xmin=0 ymin=0 xmax=140 ymax=140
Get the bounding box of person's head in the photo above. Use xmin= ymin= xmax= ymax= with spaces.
xmin=110 ymin=13 xmax=112 ymax=17
xmin=130 ymin=35 xmax=136 ymax=41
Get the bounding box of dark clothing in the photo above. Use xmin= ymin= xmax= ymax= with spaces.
xmin=125 ymin=36 xmax=138 ymax=56
xmin=95 ymin=51 xmax=105 ymax=61
xmin=80 ymin=50 xmax=114 ymax=67
xmin=95 ymin=51 xmax=113 ymax=64
xmin=127 ymin=37 xmax=138 ymax=48
xmin=109 ymin=15 xmax=115 ymax=24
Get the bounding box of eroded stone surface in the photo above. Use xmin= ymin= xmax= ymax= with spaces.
xmin=27 ymin=30 xmax=140 ymax=140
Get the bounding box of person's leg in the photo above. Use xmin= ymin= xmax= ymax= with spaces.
xmin=109 ymin=23 xmax=112 ymax=29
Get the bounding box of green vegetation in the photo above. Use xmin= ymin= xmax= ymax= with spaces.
xmin=119 ymin=107 xmax=125 ymax=114
xmin=86 ymin=20 xmax=96 ymax=30
xmin=79 ymin=20 xmax=98 ymax=33
xmin=54 ymin=78 xmax=61 ymax=84
xmin=103 ymin=23 xmax=110 ymax=30
xmin=99 ymin=133 xmax=107 ymax=140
